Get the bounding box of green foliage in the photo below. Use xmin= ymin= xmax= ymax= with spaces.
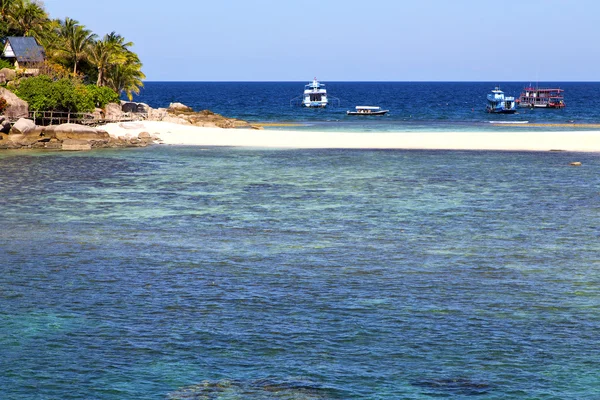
xmin=0 ymin=59 xmax=14 ymax=70
xmin=86 ymin=84 xmax=120 ymax=108
xmin=0 ymin=96 xmax=8 ymax=113
xmin=13 ymin=74 xmax=109 ymax=113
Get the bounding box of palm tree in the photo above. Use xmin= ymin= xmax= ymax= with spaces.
xmin=0 ymin=0 xmax=16 ymax=36
xmin=106 ymin=51 xmax=145 ymax=100
xmin=6 ymin=0 xmax=49 ymax=38
xmin=89 ymin=31 xmax=134 ymax=86
xmin=59 ymin=17 xmax=96 ymax=75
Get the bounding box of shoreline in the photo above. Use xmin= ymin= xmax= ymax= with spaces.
xmin=99 ymin=121 xmax=600 ymax=152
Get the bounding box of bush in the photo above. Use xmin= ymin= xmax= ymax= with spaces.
xmin=14 ymin=75 xmax=119 ymax=113
xmin=87 ymin=85 xmax=120 ymax=108
xmin=0 ymin=59 xmax=14 ymax=70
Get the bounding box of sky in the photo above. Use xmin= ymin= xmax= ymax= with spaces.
xmin=43 ymin=0 xmax=599 ymax=82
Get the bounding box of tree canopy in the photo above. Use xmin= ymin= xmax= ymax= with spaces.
xmin=1 ymin=0 xmax=145 ymax=100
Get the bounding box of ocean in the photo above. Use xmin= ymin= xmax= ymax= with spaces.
xmin=1 ymin=82 xmax=600 ymax=399
xmin=128 ymin=81 xmax=600 ymax=131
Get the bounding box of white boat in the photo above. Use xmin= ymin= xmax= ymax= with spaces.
xmin=486 ymin=87 xmax=516 ymax=114
xmin=302 ymin=78 xmax=328 ymax=107
xmin=347 ymin=106 xmax=389 ymax=116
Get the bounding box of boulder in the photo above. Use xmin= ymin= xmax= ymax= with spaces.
xmin=121 ymin=102 xmax=138 ymax=113
xmin=0 ymin=118 xmax=10 ymax=134
xmin=61 ymin=139 xmax=92 ymax=151
xmin=92 ymin=108 xmax=104 ymax=120
xmin=0 ymin=68 xmax=16 ymax=81
xmin=168 ymin=102 xmax=193 ymax=112
xmin=135 ymin=102 xmax=151 ymax=114
xmin=10 ymin=118 xmax=36 ymax=135
xmin=148 ymin=108 xmax=168 ymax=121
xmin=0 ymin=87 xmax=29 ymax=119
xmin=5 ymin=130 xmax=44 ymax=147
xmin=43 ymin=123 xmax=110 ymax=141
xmin=105 ymin=103 xmax=123 ymax=120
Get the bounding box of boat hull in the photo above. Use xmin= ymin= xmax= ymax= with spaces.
xmin=486 ymin=108 xmax=517 ymax=114
xmin=347 ymin=110 xmax=389 ymax=115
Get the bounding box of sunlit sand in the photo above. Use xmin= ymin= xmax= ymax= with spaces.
xmin=99 ymin=121 xmax=600 ymax=152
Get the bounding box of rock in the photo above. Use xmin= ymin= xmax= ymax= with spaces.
xmin=121 ymin=101 xmax=150 ymax=114
xmin=148 ymin=108 xmax=168 ymax=121
xmin=570 ymin=162 xmax=582 ymax=166
xmin=92 ymin=108 xmax=104 ymax=120
xmin=0 ymin=87 xmax=29 ymax=119
xmin=0 ymin=119 xmax=10 ymax=133
xmin=5 ymin=129 xmax=44 ymax=147
xmin=43 ymin=123 xmax=110 ymax=141
xmin=105 ymin=103 xmax=123 ymax=120
xmin=0 ymin=68 xmax=16 ymax=81
xmin=10 ymin=118 xmax=36 ymax=135
xmin=61 ymin=139 xmax=92 ymax=151
xmin=138 ymin=131 xmax=151 ymax=140
xmin=121 ymin=102 xmax=137 ymax=113
xmin=168 ymin=102 xmax=193 ymax=112
xmin=135 ymin=102 xmax=151 ymax=114
xmin=163 ymin=115 xmax=191 ymax=125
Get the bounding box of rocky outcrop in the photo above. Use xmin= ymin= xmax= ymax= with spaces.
xmin=0 ymin=87 xmax=29 ymax=119
xmin=168 ymin=102 xmax=193 ymax=112
xmin=107 ymin=101 xmax=256 ymax=129
xmin=0 ymin=119 xmax=156 ymax=150
xmin=10 ymin=118 xmax=36 ymax=135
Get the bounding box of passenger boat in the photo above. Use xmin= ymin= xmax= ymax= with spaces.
xmin=302 ymin=78 xmax=329 ymax=108
xmin=486 ymin=87 xmax=516 ymax=114
xmin=516 ymin=86 xmax=565 ymax=108
xmin=347 ymin=106 xmax=389 ymax=116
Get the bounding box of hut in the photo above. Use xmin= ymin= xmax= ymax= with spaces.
xmin=2 ymin=36 xmax=45 ymax=76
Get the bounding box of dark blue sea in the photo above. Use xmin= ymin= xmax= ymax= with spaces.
xmin=2 ymin=82 xmax=600 ymax=399
xmin=128 ymin=81 xmax=600 ymax=131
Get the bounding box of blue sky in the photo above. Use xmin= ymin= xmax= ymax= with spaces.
xmin=44 ymin=0 xmax=598 ymax=81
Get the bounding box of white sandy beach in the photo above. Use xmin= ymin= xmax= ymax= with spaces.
xmin=99 ymin=121 xmax=600 ymax=152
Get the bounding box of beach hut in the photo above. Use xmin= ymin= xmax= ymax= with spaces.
xmin=2 ymin=36 xmax=46 ymax=76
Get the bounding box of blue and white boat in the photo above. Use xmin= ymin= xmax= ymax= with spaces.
xmin=486 ymin=87 xmax=516 ymax=114
xmin=302 ymin=78 xmax=329 ymax=108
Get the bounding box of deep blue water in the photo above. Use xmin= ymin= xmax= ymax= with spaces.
xmin=1 ymin=147 xmax=599 ymax=399
xmin=128 ymin=81 xmax=600 ymax=131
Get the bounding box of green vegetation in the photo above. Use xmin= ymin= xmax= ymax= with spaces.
xmin=14 ymin=75 xmax=120 ymax=112
xmin=0 ymin=58 xmax=13 ymax=69
xmin=1 ymin=0 xmax=145 ymax=101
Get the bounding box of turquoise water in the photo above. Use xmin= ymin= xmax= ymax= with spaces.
xmin=1 ymin=147 xmax=600 ymax=399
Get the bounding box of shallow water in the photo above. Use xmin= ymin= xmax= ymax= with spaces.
xmin=1 ymin=147 xmax=599 ymax=399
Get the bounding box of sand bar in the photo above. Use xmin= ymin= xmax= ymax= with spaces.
xmin=100 ymin=121 xmax=600 ymax=152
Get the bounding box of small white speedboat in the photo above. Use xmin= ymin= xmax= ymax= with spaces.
xmin=347 ymin=106 xmax=389 ymax=116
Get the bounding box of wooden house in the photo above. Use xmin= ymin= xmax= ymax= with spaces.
xmin=2 ymin=36 xmax=45 ymax=75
